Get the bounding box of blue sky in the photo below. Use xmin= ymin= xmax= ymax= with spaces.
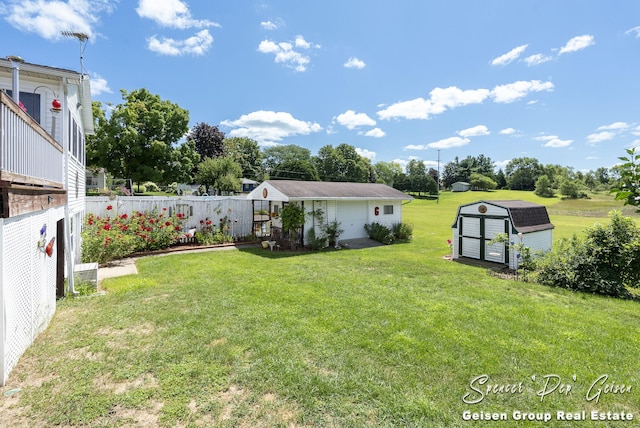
xmin=2 ymin=0 xmax=640 ymax=173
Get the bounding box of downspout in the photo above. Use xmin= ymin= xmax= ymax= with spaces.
xmin=62 ymin=80 xmax=77 ymax=295
xmin=7 ymin=55 xmax=23 ymax=105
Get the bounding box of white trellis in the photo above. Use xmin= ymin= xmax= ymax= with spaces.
xmin=85 ymin=196 xmax=254 ymax=239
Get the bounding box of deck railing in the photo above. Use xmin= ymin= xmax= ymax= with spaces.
xmin=0 ymin=91 xmax=64 ymax=188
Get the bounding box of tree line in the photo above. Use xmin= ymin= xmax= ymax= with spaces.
xmin=87 ymin=88 xmax=630 ymax=197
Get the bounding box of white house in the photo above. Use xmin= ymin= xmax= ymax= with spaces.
xmin=451 ymin=200 xmax=554 ymax=269
xmin=0 ymin=57 xmax=93 ymax=385
xmin=247 ymin=180 xmax=413 ymax=245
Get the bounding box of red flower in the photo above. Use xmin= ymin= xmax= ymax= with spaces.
xmin=106 ymin=205 xmax=113 ymax=211
xmin=200 ymin=220 xmax=204 ymax=224
xmin=165 ymin=221 xmax=171 ymax=227
xmin=163 ymin=207 xmax=167 ymax=211
xmin=205 ymin=220 xmax=212 ymax=225
xmin=120 ymin=213 xmax=128 ymax=219
xmin=103 ymin=224 xmax=111 ymax=231
xmin=174 ymin=226 xmax=181 ymax=231
xmin=185 ymin=233 xmax=191 ymax=238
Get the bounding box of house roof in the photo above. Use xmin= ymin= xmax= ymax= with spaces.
xmin=456 ymin=200 xmax=554 ymax=233
xmin=249 ymin=180 xmax=412 ymax=201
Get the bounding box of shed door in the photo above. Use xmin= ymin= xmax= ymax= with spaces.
xmin=459 ymin=216 xmax=509 ymax=262
xmin=460 ymin=216 xmax=481 ymax=259
xmin=484 ymin=218 xmax=508 ymax=263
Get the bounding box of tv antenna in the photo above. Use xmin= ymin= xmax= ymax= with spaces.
xmin=61 ymin=31 xmax=89 ymax=75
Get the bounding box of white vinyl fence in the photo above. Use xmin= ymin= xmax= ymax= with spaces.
xmin=85 ymin=196 xmax=255 ymax=239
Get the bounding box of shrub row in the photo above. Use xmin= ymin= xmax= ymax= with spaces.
xmin=365 ymin=222 xmax=413 ymax=245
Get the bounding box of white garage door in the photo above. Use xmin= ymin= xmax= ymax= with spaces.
xmin=337 ymin=201 xmax=367 ymax=240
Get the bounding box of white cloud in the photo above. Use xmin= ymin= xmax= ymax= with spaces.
xmin=360 ymin=128 xmax=386 ymax=138
xmin=458 ymin=125 xmax=490 ymax=137
xmin=597 ymin=122 xmax=629 ymax=131
xmin=558 ymin=34 xmax=595 ymax=55
xmin=137 ymin=0 xmax=219 ymax=29
xmin=499 ymin=128 xmax=516 ymax=135
xmin=0 ymin=0 xmax=116 ymax=40
xmin=260 ymin=20 xmax=278 ymax=30
xmin=335 ymin=110 xmax=376 ymax=130
xmin=221 ymin=110 xmax=322 ymax=145
xmin=89 ymin=73 xmax=112 ymax=95
xmin=494 ymin=159 xmax=510 ymax=169
xmin=378 ymin=80 xmax=553 ymax=120
xmin=427 ymin=137 xmax=471 ymax=149
xmin=147 ymin=29 xmax=213 ymax=56
xmin=403 ymin=144 xmax=427 ymax=151
xmin=587 ymin=131 xmax=616 ymax=144
xmin=356 ymin=148 xmax=376 ymax=160
xmin=491 ymin=44 xmax=528 ymax=66
xmin=524 ymin=53 xmax=553 ymax=66
xmin=378 ymin=86 xmax=490 ymax=120
xmin=632 ymin=126 xmax=640 ymax=136
xmin=344 ymin=57 xmax=366 ymax=69
xmin=258 ymin=36 xmax=319 ymax=72
xmin=535 ymin=135 xmax=573 ymax=148
xmin=491 ymin=80 xmax=554 ymax=103
xmin=626 ymin=26 xmax=640 ymax=38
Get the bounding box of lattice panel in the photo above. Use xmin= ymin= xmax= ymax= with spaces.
xmin=1 ymin=207 xmax=62 ymax=384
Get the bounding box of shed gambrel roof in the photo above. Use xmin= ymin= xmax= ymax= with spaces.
xmin=455 ymin=200 xmax=554 ymax=233
xmin=248 ymin=180 xmax=412 ymax=201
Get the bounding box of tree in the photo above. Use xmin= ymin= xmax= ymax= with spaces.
xmin=469 ymin=173 xmax=497 ymax=191
xmin=168 ymin=140 xmax=200 ymax=184
xmin=595 ymin=167 xmax=610 ymax=185
xmin=559 ymin=179 xmax=579 ymax=199
xmin=442 ymin=155 xmax=496 ymax=188
xmin=314 ymin=144 xmax=370 ymax=182
xmin=271 ymin=159 xmax=319 ymax=181
xmin=195 ymin=156 xmax=242 ymax=195
xmin=374 ymin=161 xmax=403 ymax=186
xmin=495 ymin=169 xmax=507 ymax=189
xmin=224 ymin=137 xmax=263 ymax=180
xmin=611 ymin=147 xmax=640 ymax=210
xmin=534 ymin=175 xmax=554 ymax=198
xmin=187 ymin=122 xmax=225 ymax=160
xmin=505 ymin=157 xmax=543 ymax=190
xmin=263 ymin=144 xmax=312 ymax=173
xmin=87 ymin=89 xmax=190 ymax=187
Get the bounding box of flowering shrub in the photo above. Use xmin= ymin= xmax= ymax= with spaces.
xmin=194 ymin=216 xmax=233 ymax=246
xmin=82 ymin=206 xmax=185 ymax=264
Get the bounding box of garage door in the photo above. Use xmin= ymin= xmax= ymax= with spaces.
xmin=337 ymin=201 xmax=367 ymax=240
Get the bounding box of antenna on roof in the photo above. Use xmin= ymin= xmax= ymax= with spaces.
xmin=61 ymin=31 xmax=89 ymax=76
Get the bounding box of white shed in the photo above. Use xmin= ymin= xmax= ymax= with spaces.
xmin=247 ymin=180 xmax=412 ymax=245
xmin=451 ymin=200 xmax=554 ymax=269
xmin=451 ymin=182 xmax=471 ymax=192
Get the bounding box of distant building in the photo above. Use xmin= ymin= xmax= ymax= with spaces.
xmin=451 ymin=182 xmax=471 ymax=192
xmin=241 ymin=178 xmax=258 ymax=193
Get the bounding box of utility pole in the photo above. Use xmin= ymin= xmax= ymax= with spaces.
xmin=437 ymin=149 xmax=440 ymax=204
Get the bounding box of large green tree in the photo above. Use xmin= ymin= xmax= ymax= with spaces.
xmin=195 ymin=156 xmax=242 ymax=195
xmin=271 ymin=159 xmax=319 ymax=181
xmin=262 ymin=144 xmax=313 ymax=174
xmin=374 ymin=161 xmax=403 ymax=186
xmin=505 ymin=157 xmax=543 ymax=190
xmin=224 ymin=137 xmax=263 ymax=180
xmin=314 ymin=143 xmax=371 ymax=182
xmin=87 ymin=89 xmax=189 ymax=186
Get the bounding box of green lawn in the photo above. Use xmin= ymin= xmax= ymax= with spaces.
xmin=2 ymin=190 xmax=639 ymax=427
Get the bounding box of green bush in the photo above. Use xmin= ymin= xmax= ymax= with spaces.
xmin=143 ymin=181 xmax=161 ymax=192
xmin=306 ymin=228 xmax=327 ymax=251
xmin=323 ymin=220 xmax=344 ymax=247
xmin=536 ymin=211 xmax=640 ymax=298
xmin=365 ymin=222 xmax=394 ymax=244
xmin=391 ymin=222 xmax=413 ymax=241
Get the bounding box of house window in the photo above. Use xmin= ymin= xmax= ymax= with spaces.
xmin=383 ymin=205 xmax=394 ymax=215
xmin=7 ymin=90 xmax=41 ymax=123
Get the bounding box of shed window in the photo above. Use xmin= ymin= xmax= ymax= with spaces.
xmin=383 ymin=205 xmax=394 ymax=215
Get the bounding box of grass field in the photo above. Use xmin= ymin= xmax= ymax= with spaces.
xmin=1 ymin=190 xmax=639 ymax=427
